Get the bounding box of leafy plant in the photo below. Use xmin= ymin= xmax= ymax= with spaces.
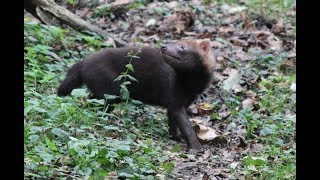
xmin=112 ymin=47 xmax=143 ymax=117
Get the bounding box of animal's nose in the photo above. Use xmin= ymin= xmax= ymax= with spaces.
xmin=160 ymin=44 xmax=167 ymax=51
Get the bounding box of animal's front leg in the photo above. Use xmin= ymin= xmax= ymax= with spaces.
xmin=168 ymin=110 xmax=182 ymax=142
xmin=168 ymin=107 xmax=202 ymax=149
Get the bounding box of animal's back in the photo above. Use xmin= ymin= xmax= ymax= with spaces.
xmin=80 ymin=47 xmax=176 ymax=106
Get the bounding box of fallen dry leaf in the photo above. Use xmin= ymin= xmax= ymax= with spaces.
xmin=96 ymin=17 xmax=106 ymax=26
xmin=187 ymin=105 xmax=198 ymax=115
xmin=286 ymin=10 xmax=296 ymax=17
xmin=267 ymin=34 xmax=282 ymax=51
xmin=242 ymin=98 xmax=255 ymax=108
xmin=195 ymin=124 xmax=218 ymax=141
xmin=196 ymin=103 xmax=214 ymax=115
xmin=79 ymin=7 xmax=89 ymax=19
xmin=272 ymin=20 xmax=285 ymax=34
xmin=230 ymin=37 xmax=248 ymax=47
xmin=190 ymin=118 xmax=204 ymax=126
xmin=145 ymin=19 xmax=156 ymax=27
xmin=253 ymin=31 xmax=271 ymax=40
xmin=222 ymin=69 xmax=241 ymax=91
xmin=232 ymin=84 xmax=244 ymax=93
xmin=103 ymin=37 xmax=116 ymax=48
xmin=190 ymin=120 xmax=219 ymax=143
xmin=159 ymin=8 xmax=195 ymax=34
xmin=235 ymin=48 xmax=256 ymax=61
xmin=211 ymin=41 xmax=224 ymax=48
xmin=228 ymin=6 xmax=247 ymax=14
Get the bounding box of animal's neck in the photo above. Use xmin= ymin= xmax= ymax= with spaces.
xmin=176 ymin=69 xmax=212 ymax=96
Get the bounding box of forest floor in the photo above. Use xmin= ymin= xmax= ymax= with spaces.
xmin=24 ymin=0 xmax=296 ymax=179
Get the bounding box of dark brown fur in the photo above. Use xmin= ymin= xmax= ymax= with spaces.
xmin=57 ymin=39 xmax=216 ymax=149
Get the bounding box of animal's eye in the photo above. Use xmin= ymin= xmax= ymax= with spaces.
xmin=180 ymin=45 xmax=185 ymax=50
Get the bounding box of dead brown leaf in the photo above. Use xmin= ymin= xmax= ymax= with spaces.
xmin=196 ymin=103 xmax=214 ymax=115
xmin=218 ymin=26 xmax=236 ymax=34
xmin=79 ymin=7 xmax=89 ymax=19
xmin=159 ymin=8 xmax=196 ymax=34
xmin=96 ymin=17 xmax=106 ymax=26
xmin=230 ymin=37 xmax=248 ymax=47
xmin=241 ymin=98 xmax=257 ymax=108
xmin=253 ymin=31 xmax=271 ymax=40
xmin=235 ymin=49 xmax=255 ymax=61
xmin=211 ymin=41 xmax=224 ymax=49
xmin=272 ymin=20 xmax=285 ymax=34
xmin=194 ymin=124 xmax=219 ymax=141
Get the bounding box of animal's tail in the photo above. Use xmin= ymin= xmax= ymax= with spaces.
xmin=57 ymin=61 xmax=84 ymax=96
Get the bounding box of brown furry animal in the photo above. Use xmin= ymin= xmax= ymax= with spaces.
xmin=57 ymin=39 xmax=216 ymax=149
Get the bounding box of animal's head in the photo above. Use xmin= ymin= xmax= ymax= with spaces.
xmin=160 ymin=39 xmax=216 ymax=73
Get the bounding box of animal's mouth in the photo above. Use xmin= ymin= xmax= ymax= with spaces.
xmin=161 ymin=51 xmax=181 ymax=61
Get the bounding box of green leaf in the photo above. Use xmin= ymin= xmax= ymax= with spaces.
xmin=122 ymin=81 xmax=131 ymax=86
xmin=244 ymin=156 xmax=266 ymax=167
xmin=128 ymin=75 xmax=138 ymax=82
xmin=34 ymin=107 xmax=47 ymax=113
xmin=37 ymin=165 xmax=49 ymax=171
xmin=28 ymin=134 xmax=40 ymax=142
xmin=170 ymin=144 xmax=181 ymax=152
xmin=131 ymin=99 xmax=143 ymax=105
xmin=88 ymin=141 xmax=93 ymax=154
xmin=126 ymin=64 xmax=134 ymax=72
xmin=118 ymin=172 xmax=134 ymax=178
xmin=104 ymin=126 xmax=123 ymax=132
xmin=79 ymin=167 xmax=92 ymax=176
xmin=44 ymin=136 xmax=57 ymax=151
xmin=140 ymin=167 xmax=155 ymax=174
xmin=162 ymin=162 xmax=174 ymax=173
xmin=211 ymin=113 xmax=219 ymax=120
xmin=71 ymin=88 xmax=88 ymax=98
xmin=97 ymin=156 xmax=112 ymax=167
xmin=114 ymin=75 xmax=124 ymax=82
xmin=127 ymin=133 xmax=137 ymax=140
xmin=94 ymin=168 xmax=108 ymax=180
xmin=143 ymin=147 xmax=153 ymax=153
xmin=131 ymin=55 xmax=140 ymax=59
xmin=51 ymin=128 xmax=69 ymax=139
xmin=25 ymin=172 xmax=42 ymax=178
xmin=104 ymin=94 xmax=119 ymax=100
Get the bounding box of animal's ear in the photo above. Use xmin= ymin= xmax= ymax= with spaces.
xmin=199 ymin=40 xmax=210 ymax=54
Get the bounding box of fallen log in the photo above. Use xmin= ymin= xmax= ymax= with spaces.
xmin=24 ymin=0 xmax=129 ymax=47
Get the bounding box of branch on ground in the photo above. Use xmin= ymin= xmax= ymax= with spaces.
xmin=24 ymin=0 xmax=129 ymax=47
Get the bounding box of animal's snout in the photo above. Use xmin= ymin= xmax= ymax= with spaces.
xmin=160 ymin=44 xmax=167 ymax=51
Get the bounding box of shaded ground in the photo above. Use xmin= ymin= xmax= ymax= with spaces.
xmin=24 ymin=0 xmax=296 ymax=179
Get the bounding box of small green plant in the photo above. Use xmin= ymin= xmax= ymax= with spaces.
xmin=93 ymin=4 xmax=112 ymax=17
xmin=112 ymin=47 xmax=143 ymax=117
xmin=65 ymin=0 xmax=77 ymax=6
xmin=126 ymin=0 xmax=149 ymax=10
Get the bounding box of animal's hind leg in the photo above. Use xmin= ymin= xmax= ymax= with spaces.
xmin=87 ymin=83 xmax=121 ymax=113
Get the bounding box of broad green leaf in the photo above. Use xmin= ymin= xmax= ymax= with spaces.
xmin=162 ymin=162 xmax=174 ymax=173
xmin=71 ymin=88 xmax=88 ymax=98
xmin=79 ymin=167 xmax=92 ymax=176
xmin=170 ymin=144 xmax=181 ymax=152
xmin=44 ymin=136 xmax=57 ymax=151
xmin=51 ymin=128 xmax=69 ymax=138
